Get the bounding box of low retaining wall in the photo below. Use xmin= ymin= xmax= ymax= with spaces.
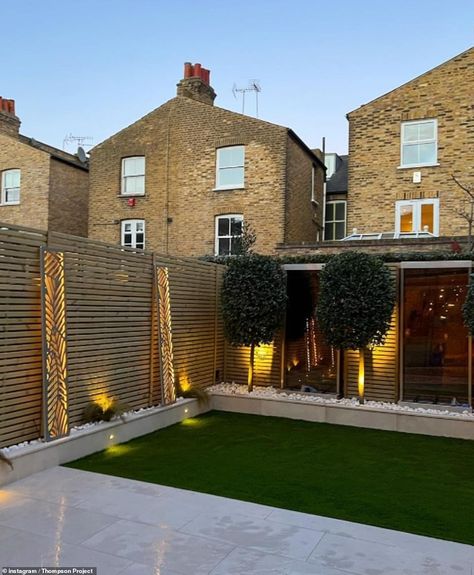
xmin=211 ymin=393 xmax=474 ymax=440
xmin=3 ymin=393 xmax=474 ymax=487
xmin=0 ymin=398 xmax=206 ymax=487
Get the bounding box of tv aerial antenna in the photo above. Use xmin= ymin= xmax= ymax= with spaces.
xmin=63 ymin=133 xmax=94 ymax=152
xmin=232 ymin=79 xmax=261 ymax=117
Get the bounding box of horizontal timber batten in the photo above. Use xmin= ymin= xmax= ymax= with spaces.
xmin=0 ymin=222 xmax=224 ymax=448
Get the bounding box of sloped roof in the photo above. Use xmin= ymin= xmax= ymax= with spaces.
xmin=326 ymin=154 xmax=348 ymax=194
xmin=18 ymin=134 xmax=88 ymax=170
xmin=91 ymin=96 xmax=325 ymax=168
xmin=347 ymin=46 xmax=474 ymax=117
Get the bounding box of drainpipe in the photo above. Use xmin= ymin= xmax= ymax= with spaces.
xmin=322 ymin=137 xmax=326 ymax=241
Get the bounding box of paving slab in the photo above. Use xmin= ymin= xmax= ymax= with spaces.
xmin=0 ymin=467 xmax=472 ymax=575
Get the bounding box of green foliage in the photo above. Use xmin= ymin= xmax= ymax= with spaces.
xmin=202 ymin=249 xmax=472 ymax=266
xmin=463 ymin=273 xmax=474 ymax=335
xmin=221 ymin=254 xmax=287 ymax=347
xmin=83 ymin=398 xmax=127 ymax=424
xmin=316 ymin=252 xmax=396 ymax=350
xmin=175 ymin=381 xmax=210 ymax=405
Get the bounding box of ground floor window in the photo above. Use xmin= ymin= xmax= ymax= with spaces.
xmin=395 ymin=199 xmax=439 ymax=236
xmin=402 ymin=267 xmax=470 ymax=406
xmin=215 ymin=214 xmax=243 ymax=255
xmin=121 ymin=219 xmax=145 ymax=249
xmin=324 ymin=200 xmax=346 ymax=240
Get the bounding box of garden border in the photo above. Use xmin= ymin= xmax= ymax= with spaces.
xmin=211 ymin=392 xmax=474 ymax=440
xmin=0 ymin=398 xmax=206 ymax=487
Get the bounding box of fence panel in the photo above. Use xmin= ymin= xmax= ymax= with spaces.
xmin=0 ymin=225 xmax=226 ymax=447
xmin=48 ymin=233 xmax=156 ymax=426
xmin=0 ymin=224 xmax=46 ymax=448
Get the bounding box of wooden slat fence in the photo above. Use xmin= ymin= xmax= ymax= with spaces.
xmin=345 ymin=268 xmax=399 ymax=402
xmin=0 ymin=224 xmax=46 ymax=448
xmin=0 ymin=223 xmax=224 ymax=448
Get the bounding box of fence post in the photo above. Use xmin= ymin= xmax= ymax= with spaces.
xmin=40 ymin=247 xmax=69 ymax=441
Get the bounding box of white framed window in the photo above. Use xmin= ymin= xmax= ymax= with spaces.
xmin=216 ymin=146 xmax=245 ymax=190
xmin=121 ymin=219 xmax=145 ymax=249
xmin=121 ymin=157 xmax=145 ymax=195
xmin=1 ymin=169 xmax=20 ymax=205
xmin=324 ymin=200 xmax=346 ymax=240
xmin=400 ymin=119 xmax=437 ymax=168
xmin=215 ymin=214 xmax=243 ymax=255
xmin=395 ymin=199 xmax=439 ymax=236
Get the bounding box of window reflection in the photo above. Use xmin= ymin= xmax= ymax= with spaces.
xmin=403 ymin=268 xmax=470 ymax=406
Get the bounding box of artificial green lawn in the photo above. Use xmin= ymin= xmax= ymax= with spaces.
xmin=65 ymin=411 xmax=474 ymax=545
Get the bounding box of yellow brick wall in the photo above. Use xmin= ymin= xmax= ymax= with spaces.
xmin=347 ymin=48 xmax=474 ymax=237
xmin=285 ymin=136 xmax=322 ymax=244
xmin=48 ymin=158 xmax=89 ymax=237
xmin=88 ymin=96 xmax=321 ymax=255
xmin=0 ymin=133 xmax=50 ymax=229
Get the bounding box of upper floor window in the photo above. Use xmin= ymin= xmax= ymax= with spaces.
xmin=401 ymin=120 xmax=437 ymax=168
xmin=216 ymin=146 xmax=245 ymax=190
xmin=215 ymin=214 xmax=243 ymax=255
xmin=1 ymin=169 xmax=20 ymax=205
xmin=395 ymin=199 xmax=439 ymax=236
xmin=121 ymin=157 xmax=145 ymax=195
xmin=325 ymin=200 xmax=346 ymax=240
xmin=311 ymin=165 xmax=316 ymax=202
xmin=121 ymin=219 xmax=145 ymax=249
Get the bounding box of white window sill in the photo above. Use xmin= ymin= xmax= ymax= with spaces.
xmin=213 ymin=186 xmax=245 ymax=192
xmin=0 ymin=202 xmax=20 ymax=206
xmin=117 ymin=194 xmax=146 ymax=198
xmin=397 ymin=163 xmax=440 ymax=170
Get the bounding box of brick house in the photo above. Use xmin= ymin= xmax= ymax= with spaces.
xmin=323 ymin=152 xmax=348 ymax=240
xmin=0 ymin=98 xmax=89 ymax=236
xmin=88 ymin=63 xmax=325 ymax=256
xmin=345 ymin=46 xmax=474 ymax=241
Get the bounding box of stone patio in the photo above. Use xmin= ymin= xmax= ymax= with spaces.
xmin=0 ymin=466 xmax=472 ymax=574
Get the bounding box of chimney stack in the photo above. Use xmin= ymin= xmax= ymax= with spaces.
xmin=177 ymin=62 xmax=216 ymax=106
xmin=0 ymin=97 xmax=20 ymax=136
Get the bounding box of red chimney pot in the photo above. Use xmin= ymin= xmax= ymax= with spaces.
xmin=184 ymin=62 xmax=193 ymax=79
xmin=193 ymin=63 xmax=202 ymax=78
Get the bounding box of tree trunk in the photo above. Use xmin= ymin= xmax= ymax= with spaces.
xmin=248 ymin=343 xmax=255 ymax=393
xmin=358 ymin=347 xmax=365 ymax=404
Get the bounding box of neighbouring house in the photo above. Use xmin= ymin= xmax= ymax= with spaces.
xmin=323 ymin=152 xmax=348 ymax=240
xmin=88 ymin=63 xmax=325 ymax=256
xmin=233 ymin=48 xmax=474 ymax=408
xmin=0 ymin=98 xmax=89 ymax=236
xmin=346 ymin=46 xmax=474 ymax=241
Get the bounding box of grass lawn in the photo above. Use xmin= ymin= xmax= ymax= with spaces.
xmin=66 ymin=411 xmax=474 ymax=545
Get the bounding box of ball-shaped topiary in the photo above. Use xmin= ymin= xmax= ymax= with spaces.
xmin=316 ymin=251 xmax=396 ymax=350
xmin=221 ymin=254 xmax=287 ymax=390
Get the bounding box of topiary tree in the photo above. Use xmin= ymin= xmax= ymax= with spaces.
xmin=462 ymin=274 xmax=474 ymax=334
xmin=316 ymin=251 xmax=396 ymax=403
xmin=221 ymin=255 xmax=287 ymax=392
